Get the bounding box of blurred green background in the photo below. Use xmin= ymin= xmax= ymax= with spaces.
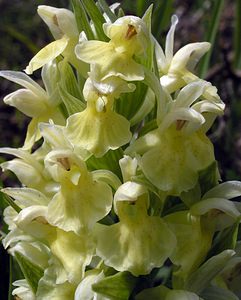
xmin=0 ymin=0 xmax=241 ymax=298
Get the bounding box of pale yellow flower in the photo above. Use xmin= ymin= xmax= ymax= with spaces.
xmin=75 ymin=16 xmax=149 ymax=81
xmin=12 ymin=280 xmax=35 ymax=300
xmin=74 ymin=270 xmax=109 ymax=300
xmin=126 ymin=81 xmax=222 ymax=195
xmin=156 ymin=15 xmax=219 ymax=102
xmin=65 ymin=78 xmax=132 ymax=157
xmin=14 ymin=205 xmax=95 ymax=284
xmin=0 ymin=66 xmax=65 ymax=149
xmin=94 ymin=181 xmax=176 ymax=276
xmin=0 ymin=147 xmax=56 ymax=195
xmin=25 ymin=5 xmax=87 ymax=75
xmin=45 ymin=149 xmax=113 ymax=233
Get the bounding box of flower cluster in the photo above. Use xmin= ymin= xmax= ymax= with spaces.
xmin=1 ymin=3 xmax=241 ymax=300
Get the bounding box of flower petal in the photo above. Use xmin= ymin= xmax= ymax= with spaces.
xmin=169 ymin=42 xmax=210 ymax=74
xmin=203 ymin=181 xmax=241 ymax=200
xmin=36 ymin=267 xmax=76 ymax=300
xmin=74 ymin=270 xmax=106 ymax=300
xmin=10 ymin=241 xmax=49 ymax=270
xmin=101 ymin=53 xmax=144 ymax=81
xmin=47 ymin=174 xmax=113 ymax=233
xmin=45 ymin=150 xmax=113 ymax=233
xmin=119 ymin=155 xmax=138 ymax=182
xmin=1 ymin=187 xmax=49 ymax=207
xmin=25 ymin=37 xmax=68 ymax=74
xmin=38 ymin=5 xmax=78 ymax=39
xmin=190 ymin=198 xmax=241 ymax=219
xmin=159 ymin=107 xmax=205 ymax=133
xmin=1 ymin=158 xmax=46 ymax=191
xmin=75 ymin=41 xmax=113 ymax=65
xmin=76 ymin=41 xmax=144 ymax=81
xmin=48 ymin=228 xmax=95 ymax=283
xmin=173 ymin=81 xmax=208 ymax=109
xmin=95 ymin=214 xmax=176 ymax=276
xmin=3 ymin=89 xmax=48 ymax=117
xmin=114 ymin=181 xmax=147 ymax=213
xmin=39 ymin=122 xmax=73 ymax=150
xmin=12 ymin=280 xmax=35 ymax=300
xmin=140 ymin=128 xmax=215 ymax=195
xmin=165 ymin=15 xmax=178 ymax=67
xmin=0 ymin=70 xmax=46 ymax=98
xmin=65 ymin=108 xmax=131 ymax=157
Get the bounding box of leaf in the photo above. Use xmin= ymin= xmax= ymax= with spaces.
xmin=136 ymin=0 xmax=148 ymax=17
xmin=115 ymin=81 xmax=148 ymax=122
xmin=185 ymin=250 xmax=235 ymax=294
xmin=152 ymin=1 xmax=174 ymax=39
xmin=199 ymin=0 xmax=225 ymax=78
xmin=14 ymin=252 xmax=44 ymax=294
xmin=162 ymin=201 xmax=187 ymax=216
xmin=98 ymin=0 xmax=117 ymax=23
xmin=58 ymin=60 xmax=83 ymax=99
xmin=138 ymin=119 xmax=158 ymax=137
xmin=57 ymin=60 xmax=86 ymax=115
xmin=71 ymin=0 xmax=95 ymax=40
xmin=141 ymin=5 xmax=154 ymax=71
xmin=58 ymin=84 xmax=86 ymax=116
xmin=92 ymin=271 xmax=137 ymax=300
xmin=7 ymin=256 xmax=24 ymax=300
xmin=207 ymin=217 xmax=240 ymax=258
xmin=180 ymin=183 xmax=202 ymax=208
xmin=81 ymin=0 xmax=108 ymax=41
xmin=198 ymin=161 xmax=220 ymax=196
xmin=86 ymin=148 xmax=123 ymax=179
xmin=161 ymin=195 xmax=183 ymax=217
xmin=0 ymin=191 xmax=21 ymax=213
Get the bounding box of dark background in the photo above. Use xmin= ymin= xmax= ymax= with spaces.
xmin=0 ymin=0 xmax=240 ymax=298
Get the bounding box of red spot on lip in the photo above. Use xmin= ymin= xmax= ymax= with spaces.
xmin=57 ymin=157 xmax=71 ymax=171
xmin=34 ymin=216 xmax=49 ymax=224
xmin=125 ymin=24 xmax=137 ymax=40
xmin=53 ymin=15 xmax=59 ymax=26
xmin=176 ymin=120 xmax=186 ymax=130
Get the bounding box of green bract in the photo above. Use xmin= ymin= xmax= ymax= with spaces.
xmin=0 ymin=2 xmax=240 ymax=300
